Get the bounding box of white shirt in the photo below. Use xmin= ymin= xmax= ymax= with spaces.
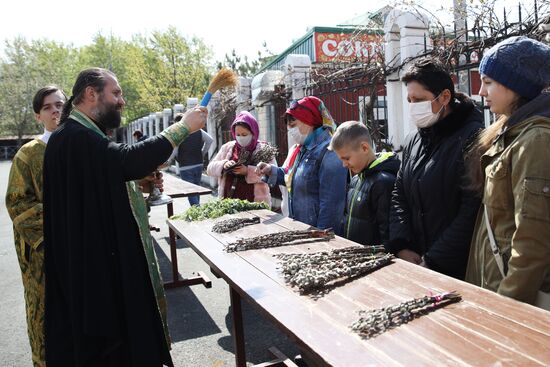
xmin=40 ymin=128 xmax=52 ymax=144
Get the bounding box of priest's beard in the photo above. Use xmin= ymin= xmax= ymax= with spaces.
xmin=92 ymin=98 xmax=122 ymax=130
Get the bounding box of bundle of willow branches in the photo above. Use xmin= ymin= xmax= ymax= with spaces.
xmin=350 ymin=292 xmax=462 ymax=339
xmin=225 ymin=229 xmax=334 ymax=253
xmin=211 ymin=216 xmax=261 ymax=233
xmin=276 ymin=247 xmax=392 ymax=293
xmin=251 ymin=143 xmax=279 ymax=166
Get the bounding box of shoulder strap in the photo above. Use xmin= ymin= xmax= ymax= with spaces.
xmin=483 ymin=205 xmax=506 ymax=278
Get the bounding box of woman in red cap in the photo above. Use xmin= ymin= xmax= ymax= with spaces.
xmin=257 ymin=96 xmax=347 ymax=233
xmin=207 ymin=111 xmax=276 ymax=205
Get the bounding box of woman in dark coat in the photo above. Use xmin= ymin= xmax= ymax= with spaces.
xmin=388 ymin=58 xmax=483 ymax=280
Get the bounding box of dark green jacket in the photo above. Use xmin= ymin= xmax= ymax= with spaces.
xmin=466 ymin=93 xmax=550 ymax=306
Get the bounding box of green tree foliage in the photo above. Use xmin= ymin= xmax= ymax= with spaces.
xmin=77 ymin=33 xmax=153 ymax=121
xmin=218 ymin=42 xmax=276 ymax=77
xmin=0 ymin=38 xmax=37 ymax=143
xmin=0 ymin=37 xmax=77 ymax=145
xmin=0 ymin=27 xmax=214 ymax=139
xmin=29 ymin=39 xmax=80 ymax=92
xmin=141 ymin=27 xmax=212 ymax=111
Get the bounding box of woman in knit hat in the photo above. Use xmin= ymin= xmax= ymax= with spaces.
xmin=257 ymin=96 xmax=347 ymax=233
xmin=465 ymin=36 xmax=550 ymax=309
xmin=207 ymin=111 xmax=276 ymax=205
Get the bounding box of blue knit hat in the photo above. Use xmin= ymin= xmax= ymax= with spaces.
xmin=479 ymin=36 xmax=550 ymax=100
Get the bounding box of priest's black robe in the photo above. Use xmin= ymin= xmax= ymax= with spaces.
xmin=43 ymin=118 xmax=178 ymax=367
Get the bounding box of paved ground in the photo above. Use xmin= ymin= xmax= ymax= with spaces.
xmin=0 ymin=160 xmax=299 ymax=367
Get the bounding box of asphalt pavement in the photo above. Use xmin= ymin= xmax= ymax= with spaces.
xmin=0 ymin=160 xmax=299 ymax=367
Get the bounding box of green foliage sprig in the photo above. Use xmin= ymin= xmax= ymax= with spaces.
xmin=171 ymin=198 xmax=268 ymax=221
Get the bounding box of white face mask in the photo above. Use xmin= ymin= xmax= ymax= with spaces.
xmin=236 ymin=135 xmax=252 ymax=147
xmin=288 ymin=126 xmax=307 ymax=145
xmin=409 ymin=95 xmax=445 ymax=128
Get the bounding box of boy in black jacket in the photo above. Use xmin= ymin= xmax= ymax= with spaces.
xmin=329 ymin=121 xmax=400 ymax=247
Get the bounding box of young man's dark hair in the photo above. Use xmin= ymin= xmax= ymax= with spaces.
xmin=401 ymin=57 xmax=457 ymax=107
xmin=32 ymin=86 xmax=65 ymax=113
xmin=133 ymin=129 xmax=144 ymax=139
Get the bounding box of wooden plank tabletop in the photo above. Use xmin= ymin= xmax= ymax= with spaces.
xmin=168 ymin=209 xmax=550 ymax=367
xmin=161 ymin=173 xmax=212 ymax=198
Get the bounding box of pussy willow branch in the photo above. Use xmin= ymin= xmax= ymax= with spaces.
xmin=251 ymin=143 xmax=278 ymax=166
xmin=276 ymin=246 xmax=392 ymax=293
xmin=350 ymin=291 xmax=462 ymax=339
xmin=225 ymin=229 xmax=335 ymax=252
xmin=211 ymin=216 xmax=261 ymax=233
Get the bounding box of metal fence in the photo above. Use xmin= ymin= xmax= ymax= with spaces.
xmin=426 ymin=0 xmax=547 ymax=126
xmin=0 ymin=146 xmax=18 ymax=160
xmin=305 ymin=66 xmax=390 ymax=149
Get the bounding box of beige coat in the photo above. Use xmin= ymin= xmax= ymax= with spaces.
xmin=466 ymin=106 xmax=550 ymax=306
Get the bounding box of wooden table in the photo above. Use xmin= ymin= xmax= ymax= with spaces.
xmin=167 ymin=209 xmax=550 ymax=367
xmin=154 ymin=173 xmax=213 ymax=289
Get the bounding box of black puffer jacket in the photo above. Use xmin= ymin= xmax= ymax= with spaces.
xmin=388 ymin=95 xmax=483 ymax=279
xmin=344 ymin=152 xmax=400 ymax=247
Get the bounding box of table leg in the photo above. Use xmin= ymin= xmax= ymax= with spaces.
xmin=230 ymin=287 xmax=247 ymax=367
xmin=229 ymin=287 xmax=296 ymax=367
xmin=163 ymin=202 xmax=212 ymax=289
xmin=167 ymin=202 xmax=179 ymax=282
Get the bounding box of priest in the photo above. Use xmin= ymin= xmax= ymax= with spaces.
xmin=43 ymin=67 xmax=207 ymax=367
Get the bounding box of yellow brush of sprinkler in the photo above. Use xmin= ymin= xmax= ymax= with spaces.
xmin=200 ymin=68 xmax=238 ymax=106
